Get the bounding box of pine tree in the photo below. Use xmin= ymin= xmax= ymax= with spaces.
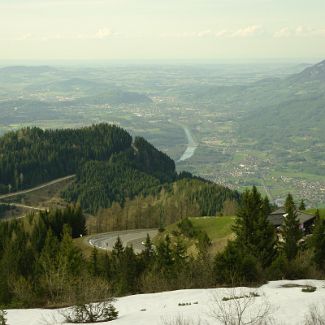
xmin=142 ymin=234 xmax=155 ymax=265
xmin=299 ymin=199 xmax=306 ymax=211
xmin=156 ymin=235 xmax=174 ymax=273
xmin=112 ymin=236 xmax=124 ymax=257
xmin=58 ymin=225 xmax=84 ymax=277
xmin=252 ymin=197 xmax=277 ymax=267
xmin=282 ymin=194 xmax=302 ymax=260
xmin=311 ymin=218 xmax=325 ymax=269
xmin=231 ymin=188 xmax=277 ymax=268
xmin=233 ymin=186 xmax=262 ymax=248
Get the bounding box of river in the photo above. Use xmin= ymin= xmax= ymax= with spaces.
xmin=176 ymin=124 xmax=198 ymax=162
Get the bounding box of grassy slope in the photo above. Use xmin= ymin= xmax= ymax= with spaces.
xmin=159 ymin=216 xmax=235 ymax=255
xmin=306 ymin=208 xmax=325 ymax=219
xmin=190 ymin=216 xmax=235 ymax=254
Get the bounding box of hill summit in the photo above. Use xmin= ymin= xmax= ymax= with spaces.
xmin=290 ymin=59 xmax=325 ymax=82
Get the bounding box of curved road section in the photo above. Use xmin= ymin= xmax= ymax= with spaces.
xmin=88 ymin=229 xmax=158 ymax=254
xmin=0 ymin=175 xmax=76 ymax=201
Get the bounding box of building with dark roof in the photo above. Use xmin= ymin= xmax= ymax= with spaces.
xmin=268 ymin=208 xmax=316 ymax=233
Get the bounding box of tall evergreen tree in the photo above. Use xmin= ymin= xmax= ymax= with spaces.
xmin=112 ymin=236 xmax=124 ymax=257
xmin=299 ymin=199 xmax=306 ymax=211
xmin=232 ymin=187 xmax=276 ymax=267
xmin=282 ymin=194 xmax=302 ymax=260
xmin=252 ymin=197 xmax=277 ymax=267
xmin=233 ymin=186 xmax=262 ymax=248
xmin=311 ymin=218 xmax=325 ymax=269
xmin=142 ymin=234 xmax=155 ymax=265
xmin=155 ymin=235 xmax=174 ymax=274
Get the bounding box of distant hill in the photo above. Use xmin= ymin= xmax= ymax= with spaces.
xmin=289 ymin=60 xmax=325 ymax=83
xmin=24 ymin=77 xmax=110 ymax=93
xmin=236 ymin=59 xmax=325 ymax=174
xmin=0 ymin=123 xmax=238 ymax=214
xmin=0 ymin=65 xmax=58 ymax=75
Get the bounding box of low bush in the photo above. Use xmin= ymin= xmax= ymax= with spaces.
xmin=0 ymin=309 xmax=7 ymax=325
xmin=302 ymin=286 xmax=317 ymax=293
xmin=63 ymin=301 xmax=118 ymax=323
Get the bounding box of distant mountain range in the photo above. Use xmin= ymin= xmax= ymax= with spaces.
xmin=235 ymin=59 xmax=325 ymax=175
xmin=289 ymin=59 xmax=325 ymax=83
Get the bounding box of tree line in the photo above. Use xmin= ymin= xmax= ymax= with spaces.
xmin=0 ymin=187 xmax=323 ymax=310
xmin=87 ymin=178 xmax=240 ymax=234
xmin=0 ymin=124 xmax=132 ymax=194
xmin=214 ymin=187 xmax=324 ymax=285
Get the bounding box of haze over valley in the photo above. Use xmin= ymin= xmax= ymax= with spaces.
xmin=1 ymin=61 xmax=324 ymax=207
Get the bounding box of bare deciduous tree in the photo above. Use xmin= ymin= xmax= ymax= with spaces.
xmin=208 ymin=289 xmax=274 ymax=325
xmin=304 ymin=304 xmax=325 ymax=325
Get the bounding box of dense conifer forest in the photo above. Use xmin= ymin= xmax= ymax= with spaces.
xmin=0 ymin=124 xmax=132 ymax=194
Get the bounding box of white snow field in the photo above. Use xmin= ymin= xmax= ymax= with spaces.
xmin=6 ymin=279 xmax=325 ymax=325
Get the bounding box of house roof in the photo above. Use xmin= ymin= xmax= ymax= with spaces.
xmin=267 ymin=209 xmax=316 ymax=227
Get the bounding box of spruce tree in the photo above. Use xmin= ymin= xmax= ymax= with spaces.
xmin=156 ymin=235 xmax=174 ymax=274
xmin=252 ymin=197 xmax=277 ymax=267
xmin=282 ymin=194 xmax=302 ymax=260
xmin=58 ymin=225 xmax=84 ymax=277
xmin=142 ymin=234 xmax=155 ymax=265
xmin=311 ymin=218 xmax=325 ymax=269
xmin=233 ymin=187 xmax=276 ymax=267
xmin=299 ymin=199 xmax=306 ymax=211
xmin=112 ymin=236 xmax=124 ymax=257
xmin=233 ymin=186 xmax=262 ymax=248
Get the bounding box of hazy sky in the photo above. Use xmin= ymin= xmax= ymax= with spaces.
xmin=0 ymin=0 xmax=324 ymax=61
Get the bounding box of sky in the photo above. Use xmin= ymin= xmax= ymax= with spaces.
xmin=0 ymin=0 xmax=324 ymax=62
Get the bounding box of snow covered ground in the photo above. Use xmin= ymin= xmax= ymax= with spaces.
xmin=6 ymin=279 xmax=325 ymax=325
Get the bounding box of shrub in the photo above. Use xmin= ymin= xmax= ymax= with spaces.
xmin=177 ymin=218 xmax=197 ymax=238
xmin=304 ymin=304 xmax=325 ymax=325
xmin=302 ymin=286 xmax=317 ymax=293
xmin=209 ymin=289 xmax=273 ymax=325
xmin=214 ymin=241 xmax=261 ymax=285
xmin=0 ymin=309 xmax=7 ymax=325
xmin=63 ymin=301 xmax=118 ymax=323
xmin=61 ymin=276 xmax=118 ymax=323
xmin=266 ymin=254 xmax=288 ymax=280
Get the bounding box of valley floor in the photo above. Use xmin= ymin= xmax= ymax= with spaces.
xmin=6 ymin=279 xmax=325 ymax=325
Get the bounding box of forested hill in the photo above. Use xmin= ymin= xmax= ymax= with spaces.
xmin=0 ymin=124 xmax=174 ymax=194
xmin=0 ymin=123 xmax=239 ymax=215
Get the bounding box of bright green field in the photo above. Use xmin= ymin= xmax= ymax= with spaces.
xmin=306 ymin=209 xmax=325 ymax=219
xmin=160 ymin=216 xmax=236 ymax=255
xmin=189 ymin=216 xmax=235 ymax=240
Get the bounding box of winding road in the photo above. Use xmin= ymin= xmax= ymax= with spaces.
xmin=88 ymin=229 xmax=158 ymax=253
xmin=0 ymin=175 xmax=76 ymax=201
